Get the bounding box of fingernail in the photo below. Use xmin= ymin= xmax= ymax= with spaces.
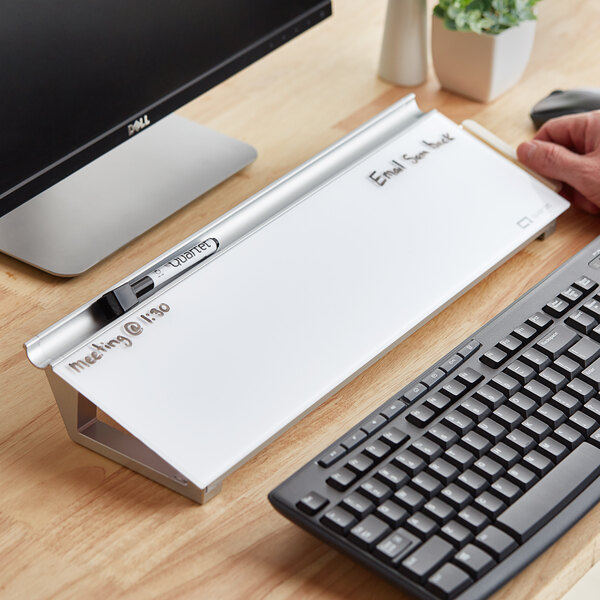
xmin=520 ymin=141 xmax=537 ymax=161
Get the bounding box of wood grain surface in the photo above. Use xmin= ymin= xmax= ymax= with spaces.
xmin=2 ymin=1 xmax=600 ymax=598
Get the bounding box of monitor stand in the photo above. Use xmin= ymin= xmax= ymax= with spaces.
xmin=0 ymin=115 xmax=257 ymax=276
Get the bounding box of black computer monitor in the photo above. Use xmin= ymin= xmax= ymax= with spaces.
xmin=0 ymin=1 xmax=331 ymax=275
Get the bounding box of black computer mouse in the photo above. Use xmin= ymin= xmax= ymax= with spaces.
xmin=530 ymin=88 xmax=600 ymax=129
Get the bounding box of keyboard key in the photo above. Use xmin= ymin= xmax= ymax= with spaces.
xmin=566 ymin=310 xmax=597 ymax=334
xmin=473 ymin=385 xmax=506 ymax=410
xmin=297 ymin=491 xmax=329 ymax=515
xmin=359 ymin=478 xmax=392 ymax=504
xmin=363 ymin=440 xmax=391 ymax=461
xmin=567 ymin=338 xmax=600 ymax=367
xmin=473 ymin=456 xmax=504 ymax=482
xmin=538 ymin=437 xmax=568 ymax=463
xmin=401 ymin=536 xmax=454 ymax=583
xmin=375 ymin=464 xmax=409 ymax=490
xmin=527 ymin=311 xmax=553 ymax=332
xmin=477 ymin=418 xmax=507 ymax=444
xmin=497 ymin=335 xmax=522 ymax=356
xmin=459 ymin=398 xmax=491 ymax=423
xmin=475 ymin=526 xmax=517 ymax=561
xmin=573 ymin=276 xmax=598 ymax=294
xmin=360 ymin=414 xmax=387 ymax=434
xmin=522 ymin=379 xmax=553 ymax=404
xmin=327 ymin=467 xmax=357 ymax=491
xmin=508 ymin=392 xmax=538 ymax=418
xmin=376 ymin=500 xmax=408 ymax=527
xmin=374 ymin=529 xmax=418 ymax=564
xmin=348 ymin=515 xmax=391 ymax=550
xmin=441 ymin=483 xmax=472 ymax=510
xmin=443 ymin=410 xmax=475 ymax=435
xmin=543 ymin=297 xmax=570 ymax=318
xmin=582 ymin=298 xmax=600 ymax=319
xmin=535 ymin=325 xmax=579 ymax=360
xmin=490 ymin=478 xmax=522 ymax=504
xmin=380 ymin=399 xmax=406 ymax=420
xmin=423 ymin=498 xmax=455 ymax=525
xmin=497 ymin=442 xmax=600 ymax=542
xmin=493 ymin=405 xmax=522 ymax=431
xmin=553 ymin=354 xmax=582 ymax=379
xmin=489 ymin=372 xmax=521 ymax=396
xmin=441 ymin=380 xmax=468 ymax=401
xmin=536 ymin=403 xmax=567 ymax=428
xmin=427 ymin=424 xmax=459 ymax=450
xmin=379 ymin=426 xmax=409 ymax=449
xmin=569 ymin=411 xmax=599 ymax=436
xmin=405 ymin=512 xmax=439 ymax=539
xmin=581 ymin=357 xmax=600 ymax=389
xmin=489 ymin=442 xmax=520 ymax=468
xmin=520 ymin=348 xmax=552 ymax=372
xmin=567 ymin=378 xmax=595 ymax=401
xmin=341 ymin=430 xmax=367 ymax=451
xmin=560 ymin=286 xmax=584 ymax=304
xmin=453 ymin=544 xmax=496 ymax=579
xmin=520 ymin=416 xmax=551 ymax=442
xmin=455 ymin=367 xmax=484 ymax=388
xmin=425 ymin=392 xmax=454 ymax=413
xmin=318 ymin=445 xmax=347 ymax=467
xmin=583 ymin=398 xmax=600 ymax=418
xmin=427 ymin=563 xmax=472 ymax=600
xmin=550 ymin=390 xmax=582 ymax=415
xmin=554 ymin=423 xmax=584 ymax=450
xmin=321 ymin=507 xmax=357 ymax=534
xmin=445 ymin=444 xmax=476 ymax=470
xmin=523 ymin=450 xmax=553 ymax=477
xmin=457 ymin=340 xmax=481 ymax=359
xmin=440 ymin=520 xmax=473 ymax=548
xmin=411 ymin=472 xmax=443 ymax=498
xmin=406 ymin=406 xmax=436 ymax=427
xmin=461 ymin=431 xmax=492 ymax=458
xmin=456 ymin=506 xmax=489 ymax=533
xmin=474 ymin=491 xmax=506 ymax=519
xmin=404 ymin=383 xmax=428 ymax=404
xmin=440 ymin=354 xmax=464 ymax=374
xmin=394 ymin=450 xmax=426 ymax=476
xmin=422 ymin=368 xmax=446 ymax=388
xmin=480 ymin=348 xmax=507 ymax=368
xmin=512 ymin=323 xmax=537 ymax=343
xmin=505 ymin=429 xmax=536 ymax=455
xmin=342 ymin=492 xmax=375 ymax=519
xmin=428 ymin=458 xmax=459 ymax=485
xmin=538 ymin=367 xmax=568 ymax=392
xmin=346 ymin=453 xmax=374 ymax=475
xmin=505 ymin=360 xmax=535 ymax=384
xmin=506 ymin=464 xmax=538 ymax=490
xmin=395 ymin=485 xmax=426 ymax=512
xmin=411 ymin=437 xmax=443 ymax=462
xmin=457 ymin=470 xmax=488 ymax=496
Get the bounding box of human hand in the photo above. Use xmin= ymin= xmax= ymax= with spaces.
xmin=517 ymin=111 xmax=600 ymax=214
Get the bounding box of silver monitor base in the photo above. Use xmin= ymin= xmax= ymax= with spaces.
xmin=0 ymin=115 xmax=257 ymax=276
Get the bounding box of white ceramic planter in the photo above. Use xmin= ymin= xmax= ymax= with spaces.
xmin=431 ymin=15 xmax=536 ymax=102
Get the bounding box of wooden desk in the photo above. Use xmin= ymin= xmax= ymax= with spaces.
xmin=1 ymin=0 xmax=599 ymax=597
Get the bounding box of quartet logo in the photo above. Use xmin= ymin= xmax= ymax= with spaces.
xmin=67 ymin=302 xmax=170 ymax=374
xmin=367 ymin=132 xmax=455 ymax=188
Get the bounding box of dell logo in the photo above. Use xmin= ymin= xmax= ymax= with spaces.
xmin=127 ymin=114 xmax=151 ymax=136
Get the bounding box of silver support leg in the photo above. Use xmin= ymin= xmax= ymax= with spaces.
xmin=537 ymin=218 xmax=557 ymax=241
xmin=46 ymin=369 xmax=220 ymax=503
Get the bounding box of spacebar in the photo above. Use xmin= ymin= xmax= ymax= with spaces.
xmin=497 ymin=442 xmax=600 ymax=543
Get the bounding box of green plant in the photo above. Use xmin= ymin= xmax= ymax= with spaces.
xmin=433 ymin=0 xmax=541 ymax=34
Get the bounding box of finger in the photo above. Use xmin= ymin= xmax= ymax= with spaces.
xmin=516 ymin=139 xmax=590 ymax=189
xmin=571 ymin=189 xmax=600 ymax=215
xmin=534 ymin=113 xmax=590 ymax=152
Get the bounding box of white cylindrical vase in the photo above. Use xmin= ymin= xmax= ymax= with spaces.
xmin=378 ymin=0 xmax=428 ymax=86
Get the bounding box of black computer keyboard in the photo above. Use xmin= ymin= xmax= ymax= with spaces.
xmin=269 ymin=236 xmax=600 ymax=600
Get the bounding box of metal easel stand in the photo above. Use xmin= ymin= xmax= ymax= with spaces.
xmin=46 ymin=368 xmax=221 ymax=503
